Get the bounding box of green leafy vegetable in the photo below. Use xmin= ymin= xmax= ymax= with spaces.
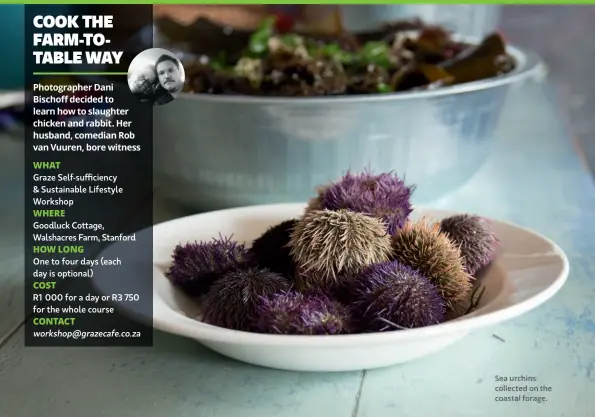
xmin=248 ymin=16 xmax=276 ymax=56
xmin=209 ymin=51 xmax=229 ymax=71
xmin=280 ymin=34 xmax=301 ymax=48
xmin=358 ymin=41 xmax=393 ymax=68
xmin=377 ymin=83 xmax=392 ymax=93
xmin=317 ymin=42 xmax=355 ymax=64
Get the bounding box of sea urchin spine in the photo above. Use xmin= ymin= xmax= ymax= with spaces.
xmin=201 ymin=267 xmax=292 ymax=331
xmin=252 ymin=290 xmax=352 ymax=335
xmin=440 ymin=214 xmax=499 ymax=276
xmin=391 ymin=219 xmax=473 ymax=307
xmin=248 ymin=219 xmax=298 ymax=278
xmin=165 ymin=235 xmax=249 ymax=296
xmin=304 ymin=183 xmax=332 ymax=213
xmin=350 ymin=260 xmax=446 ymax=331
xmin=317 ymin=170 xmax=414 ymax=234
xmin=288 ymin=209 xmax=393 ymax=290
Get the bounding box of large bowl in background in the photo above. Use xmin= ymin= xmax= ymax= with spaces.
xmin=339 ymin=5 xmax=501 ymax=39
xmin=153 ymin=45 xmax=546 ymax=211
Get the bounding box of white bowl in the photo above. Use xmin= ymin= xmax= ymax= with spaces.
xmin=94 ymin=203 xmax=568 ymax=372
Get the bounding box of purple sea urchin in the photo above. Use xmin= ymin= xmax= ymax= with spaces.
xmin=288 ymin=209 xmax=393 ymax=289
xmin=304 ymin=183 xmax=332 ymax=213
xmin=301 ymin=270 xmax=357 ymax=304
xmin=391 ymin=219 xmax=473 ymax=307
xmin=350 ymin=260 xmax=446 ymax=331
xmin=201 ymin=267 xmax=292 ymax=331
xmin=248 ymin=219 xmax=298 ymax=277
xmin=317 ymin=170 xmax=414 ymax=234
xmin=440 ymin=214 xmax=499 ymax=276
xmin=165 ymin=235 xmax=248 ymax=296
xmin=252 ymin=290 xmax=352 ymax=335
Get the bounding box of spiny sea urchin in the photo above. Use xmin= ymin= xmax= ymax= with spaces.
xmin=305 ymin=183 xmax=332 ymax=213
xmin=303 ymin=270 xmax=357 ymax=304
xmin=248 ymin=219 xmax=298 ymax=278
xmin=440 ymin=214 xmax=499 ymax=276
xmin=201 ymin=267 xmax=292 ymax=331
xmin=288 ymin=209 xmax=393 ymax=289
xmin=350 ymin=260 xmax=446 ymax=331
xmin=391 ymin=219 xmax=473 ymax=307
xmin=252 ymin=290 xmax=352 ymax=335
xmin=165 ymin=235 xmax=249 ymax=296
xmin=316 ymin=170 xmax=414 ymax=234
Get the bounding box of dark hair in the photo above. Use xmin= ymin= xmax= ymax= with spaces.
xmin=155 ymin=54 xmax=179 ymax=69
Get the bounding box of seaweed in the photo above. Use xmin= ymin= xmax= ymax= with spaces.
xmin=150 ymin=16 xmax=515 ymax=96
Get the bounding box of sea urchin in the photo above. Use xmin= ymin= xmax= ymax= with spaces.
xmin=165 ymin=235 xmax=248 ymax=296
xmin=316 ymin=170 xmax=414 ymax=234
xmin=440 ymin=214 xmax=498 ymax=276
xmin=248 ymin=219 xmax=298 ymax=277
xmin=350 ymin=260 xmax=446 ymax=331
xmin=252 ymin=290 xmax=352 ymax=335
xmin=201 ymin=267 xmax=292 ymax=331
xmin=305 ymin=183 xmax=332 ymax=213
xmin=288 ymin=209 xmax=393 ymax=289
xmin=391 ymin=219 xmax=473 ymax=307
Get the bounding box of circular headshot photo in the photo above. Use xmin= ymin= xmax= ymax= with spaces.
xmin=127 ymin=48 xmax=185 ymax=106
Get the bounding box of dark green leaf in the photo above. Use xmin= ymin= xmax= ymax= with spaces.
xmin=358 ymin=41 xmax=392 ymax=68
xmin=317 ymin=42 xmax=355 ymax=64
xmin=377 ymin=83 xmax=391 ymax=93
xmin=248 ymin=16 xmax=276 ymax=56
xmin=280 ymin=34 xmax=301 ymax=48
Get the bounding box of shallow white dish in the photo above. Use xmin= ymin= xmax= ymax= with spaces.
xmin=94 ymin=203 xmax=569 ymax=372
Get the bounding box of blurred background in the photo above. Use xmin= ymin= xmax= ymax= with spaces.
xmin=2 ymin=5 xmax=593 ymax=168
xmin=142 ymin=5 xmax=593 ymax=172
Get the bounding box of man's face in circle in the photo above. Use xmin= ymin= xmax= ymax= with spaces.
xmin=131 ymin=67 xmax=155 ymax=95
xmin=156 ymin=59 xmax=182 ymax=93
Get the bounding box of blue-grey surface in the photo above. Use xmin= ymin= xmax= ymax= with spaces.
xmin=501 ymin=5 xmax=595 ymax=173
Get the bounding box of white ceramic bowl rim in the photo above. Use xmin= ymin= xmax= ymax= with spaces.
xmin=177 ymin=42 xmax=546 ymax=105
xmin=146 ymin=204 xmax=568 ymax=347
